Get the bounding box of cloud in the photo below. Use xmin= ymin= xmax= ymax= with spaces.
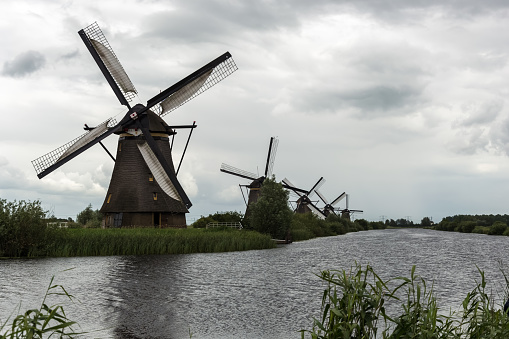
xmin=2 ymin=50 xmax=46 ymax=78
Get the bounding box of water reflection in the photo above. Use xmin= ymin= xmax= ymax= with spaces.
xmin=1 ymin=229 xmax=509 ymax=338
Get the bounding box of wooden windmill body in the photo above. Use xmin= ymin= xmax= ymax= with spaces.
xmin=31 ymin=22 xmax=237 ymax=227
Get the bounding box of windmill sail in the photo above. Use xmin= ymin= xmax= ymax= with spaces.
xmin=159 ymin=70 xmax=213 ymax=116
xmin=31 ymin=117 xmax=120 ymax=178
xmin=90 ymin=39 xmax=137 ymax=95
xmin=265 ymin=137 xmax=279 ymax=178
xmin=148 ymin=52 xmax=237 ymax=116
xmin=137 ymin=142 xmax=182 ymax=202
xmin=220 ymin=163 xmax=258 ymax=181
xmin=59 ymin=119 xmax=111 ymax=160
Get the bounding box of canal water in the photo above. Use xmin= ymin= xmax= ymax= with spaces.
xmin=1 ymin=228 xmax=509 ymax=338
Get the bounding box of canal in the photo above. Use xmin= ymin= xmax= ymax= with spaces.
xmin=1 ymin=228 xmax=509 ymax=338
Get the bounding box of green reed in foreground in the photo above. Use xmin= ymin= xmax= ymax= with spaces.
xmin=44 ymin=228 xmax=275 ymax=257
xmin=302 ymin=264 xmax=509 ymax=338
xmin=0 ymin=276 xmax=83 ymax=339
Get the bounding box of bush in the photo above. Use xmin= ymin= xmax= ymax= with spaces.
xmin=0 ymin=199 xmax=49 ymax=257
xmin=192 ymin=211 xmax=243 ymax=229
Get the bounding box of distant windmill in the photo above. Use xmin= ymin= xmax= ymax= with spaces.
xmin=220 ymin=137 xmax=307 ymax=219
xmin=282 ymin=177 xmax=327 ymax=219
xmin=31 ymin=22 xmax=237 ymax=227
xmin=315 ymin=190 xmax=346 ymax=216
xmin=339 ymin=194 xmax=363 ymax=220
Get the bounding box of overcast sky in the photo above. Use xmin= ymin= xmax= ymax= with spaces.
xmin=1 ymin=0 xmax=509 ymax=223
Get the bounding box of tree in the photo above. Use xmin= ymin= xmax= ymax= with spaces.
xmin=420 ymin=217 xmax=432 ymax=227
xmin=76 ymin=204 xmax=102 ymax=228
xmin=249 ymin=176 xmax=293 ymax=239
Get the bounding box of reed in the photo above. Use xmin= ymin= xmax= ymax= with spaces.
xmin=302 ymin=263 xmax=509 ymax=338
xmin=44 ymin=228 xmax=275 ymax=257
xmin=0 ymin=276 xmax=83 ymax=338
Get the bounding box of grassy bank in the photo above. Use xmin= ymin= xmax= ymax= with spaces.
xmin=2 ymin=227 xmax=275 ymax=258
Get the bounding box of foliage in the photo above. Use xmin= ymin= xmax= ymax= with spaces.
xmin=420 ymin=217 xmax=432 ymax=227
xmin=0 ymin=276 xmax=83 ymax=338
xmin=250 ymin=176 xmax=294 ymax=239
xmin=302 ymin=264 xmax=509 ymax=339
xmin=301 ymin=263 xmax=391 ymax=339
xmin=488 ymin=221 xmax=507 ymax=236
xmin=0 ymin=199 xmax=50 ymax=257
xmin=191 ymin=211 xmax=243 ymax=229
xmin=76 ymin=204 xmax=102 ymax=228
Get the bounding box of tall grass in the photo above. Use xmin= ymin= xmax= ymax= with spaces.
xmin=45 ymin=228 xmax=275 ymax=257
xmin=302 ymin=263 xmax=509 ymax=338
xmin=0 ymin=276 xmax=83 ymax=338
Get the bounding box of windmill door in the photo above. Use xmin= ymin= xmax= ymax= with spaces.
xmin=113 ymin=213 xmax=123 ymax=227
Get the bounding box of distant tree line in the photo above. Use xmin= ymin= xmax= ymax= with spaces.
xmin=434 ymin=214 xmax=509 ymax=236
xmin=383 ymin=217 xmax=432 ymax=228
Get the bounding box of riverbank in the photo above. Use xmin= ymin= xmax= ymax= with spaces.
xmin=1 ymin=228 xmax=276 ymax=258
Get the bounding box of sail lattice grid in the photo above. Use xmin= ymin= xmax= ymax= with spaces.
xmin=83 ymin=22 xmax=137 ymax=102
xmin=31 ymin=118 xmax=117 ymax=175
xmin=155 ymin=56 xmax=238 ymax=117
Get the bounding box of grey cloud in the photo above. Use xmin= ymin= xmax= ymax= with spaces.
xmin=295 ymin=84 xmax=422 ymax=117
xmin=2 ymin=50 xmax=46 ymax=78
xmin=457 ymin=100 xmax=503 ymax=127
xmin=59 ymin=49 xmax=79 ymax=60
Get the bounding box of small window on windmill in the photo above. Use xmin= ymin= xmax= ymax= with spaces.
xmin=153 ymin=192 xmax=158 ymax=201
xmin=149 ymin=173 xmax=153 ymax=182
xmin=107 ymin=194 xmax=112 ymax=203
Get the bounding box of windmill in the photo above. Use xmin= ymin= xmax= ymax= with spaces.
xmin=314 ymin=190 xmax=346 ymax=216
xmin=282 ymin=177 xmax=327 ymax=219
xmin=31 ymin=22 xmax=237 ymax=227
xmin=220 ymin=137 xmax=307 ymax=219
xmin=339 ymin=194 xmax=363 ymax=220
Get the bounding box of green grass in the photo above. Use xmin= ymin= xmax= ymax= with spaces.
xmin=43 ymin=227 xmax=275 ymax=257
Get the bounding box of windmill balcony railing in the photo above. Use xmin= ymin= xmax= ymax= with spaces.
xmin=206 ymin=222 xmax=243 ymax=230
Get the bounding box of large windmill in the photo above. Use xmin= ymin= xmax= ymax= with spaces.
xmin=282 ymin=177 xmax=327 ymax=219
xmin=31 ymin=22 xmax=237 ymax=227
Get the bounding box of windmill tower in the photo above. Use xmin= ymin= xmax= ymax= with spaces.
xmin=282 ymin=177 xmax=327 ymax=219
xmin=31 ymin=22 xmax=237 ymax=227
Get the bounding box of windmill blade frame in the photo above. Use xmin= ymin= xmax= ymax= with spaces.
xmin=307 ymin=177 xmax=325 ymax=199
xmin=220 ymin=163 xmax=259 ymax=181
xmin=331 ymin=192 xmax=346 ymax=207
xmin=148 ymin=52 xmax=237 ymax=116
xmin=31 ymin=115 xmax=130 ymax=179
xmin=79 ymin=22 xmax=137 ymax=107
xmin=264 ymin=137 xmax=279 ymax=178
